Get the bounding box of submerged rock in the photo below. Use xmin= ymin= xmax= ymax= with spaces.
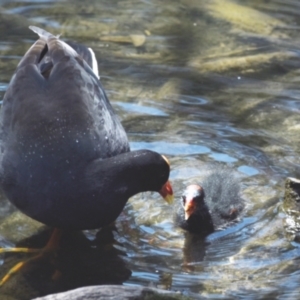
xmin=283 ymin=177 xmax=300 ymax=240
xmin=206 ymin=0 xmax=287 ymax=37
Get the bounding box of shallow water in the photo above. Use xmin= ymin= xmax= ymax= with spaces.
xmin=0 ymin=0 xmax=300 ymax=299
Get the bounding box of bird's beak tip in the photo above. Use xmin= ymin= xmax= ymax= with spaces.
xmin=159 ymin=180 xmax=174 ymax=204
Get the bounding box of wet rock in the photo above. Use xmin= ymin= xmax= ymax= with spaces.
xmin=283 ymin=177 xmax=300 ymax=240
xmin=284 ymin=177 xmax=300 ymax=211
xmin=130 ymin=34 xmax=146 ymax=47
xmin=33 ymin=285 xmax=183 ymax=300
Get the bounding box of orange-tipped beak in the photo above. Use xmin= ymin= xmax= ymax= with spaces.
xmin=184 ymin=198 xmax=196 ymax=220
xmin=159 ymin=180 xmax=174 ymax=204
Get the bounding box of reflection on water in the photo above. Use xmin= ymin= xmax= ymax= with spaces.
xmin=1 ymin=0 xmax=300 ymax=299
xmin=131 ymin=141 xmax=211 ymax=156
xmin=0 ymin=225 xmax=131 ymax=299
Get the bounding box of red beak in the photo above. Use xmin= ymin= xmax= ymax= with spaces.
xmin=184 ymin=197 xmax=197 ymax=220
xmin=159 ymin=180 xmax=174 ymax=204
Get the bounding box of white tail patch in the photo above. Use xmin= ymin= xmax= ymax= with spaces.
xmin=88 ymin=47 xmax=99 ymax=79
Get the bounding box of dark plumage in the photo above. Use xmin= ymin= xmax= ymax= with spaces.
xmin=175 ymin=167 xmax=244 ymax=236
xmin=0 ymin=26 xmax=173 ymax=230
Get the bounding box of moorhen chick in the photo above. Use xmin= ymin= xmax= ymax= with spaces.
xmin=0 ymin=26 xmax=173 ymax=231
xmin=175 ymin=166 xmax=244 ymax=236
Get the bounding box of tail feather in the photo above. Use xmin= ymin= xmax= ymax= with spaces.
xmin=17 ymin=38 xmax=46 ymax=69
xmin=17 ymin=26 xmax=99 ymax=79
xmin=29 ymin=26 xmax=78 ymax=64
xmin=29 ymin=25 xmax=56 ymax=40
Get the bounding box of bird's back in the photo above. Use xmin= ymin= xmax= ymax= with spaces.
xmin=201 ymin=167 xmax=244 ymax=228
xmin=0 ymin=26 xmax=130 ymax=228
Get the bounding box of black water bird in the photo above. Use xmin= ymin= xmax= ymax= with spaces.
xmin=175 ymin=167 xmax=244 ymax=236
xmin=0 ymin=26 xmax=173 ymax=231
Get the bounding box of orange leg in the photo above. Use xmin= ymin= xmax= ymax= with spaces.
xmin=0 ymin=228 xmax=62 ymax=286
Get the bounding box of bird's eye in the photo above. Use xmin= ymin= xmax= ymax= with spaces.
xmin=181 ymin=195 xmax=186 ymax=206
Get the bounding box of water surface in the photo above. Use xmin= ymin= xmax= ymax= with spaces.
xmin=0 ymin=0 xmax=300 ymax=299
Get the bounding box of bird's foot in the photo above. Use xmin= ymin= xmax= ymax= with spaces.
xmin=0 ymin=228 xmax=62 ymax=286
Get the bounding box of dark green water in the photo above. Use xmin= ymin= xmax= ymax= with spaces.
xmin=1 ymin=0 xmax=300 ymax=299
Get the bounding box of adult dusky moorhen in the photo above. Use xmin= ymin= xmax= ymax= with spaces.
xmin=0 ymin=26 xmax=173 ymax=230
xmin=175 ymin=166 xmax=244 ymax=236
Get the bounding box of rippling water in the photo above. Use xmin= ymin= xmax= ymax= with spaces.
xmin=1 ymin=0 xmax=300 ymax=299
